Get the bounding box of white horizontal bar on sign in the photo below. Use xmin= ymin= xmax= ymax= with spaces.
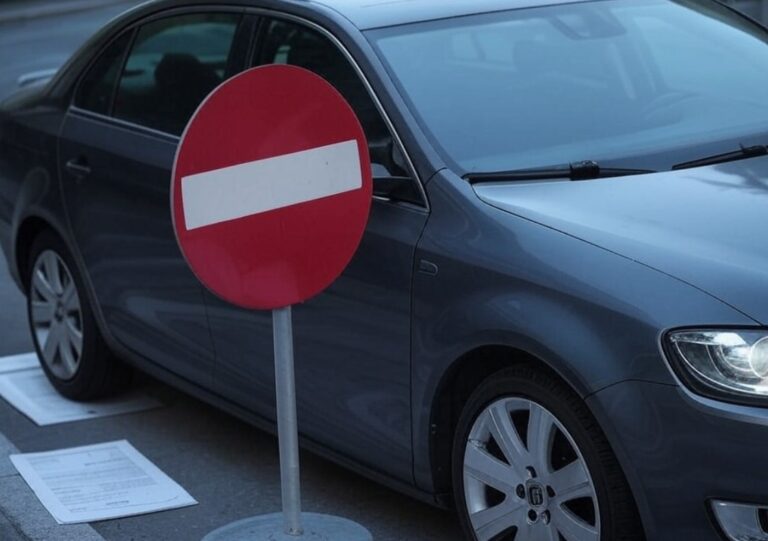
xmin=181 ymin=139 xmax=362 ymax=230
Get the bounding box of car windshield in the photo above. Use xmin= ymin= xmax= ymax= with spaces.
xmin=369 ymin=0 xmax=768 ymax=174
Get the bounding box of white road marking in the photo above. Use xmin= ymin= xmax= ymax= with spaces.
xmin=181 ymin=139 xmax=362 ymax=230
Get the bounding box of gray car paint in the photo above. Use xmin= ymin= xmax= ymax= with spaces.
xmin=474 ymin=157 xmax=768 ymax=325
xmin=410 ymin=169 xmax=757 ymax=496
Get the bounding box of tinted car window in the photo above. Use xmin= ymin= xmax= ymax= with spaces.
xmin=114 ymin=13 xmax=241 ymax=135
xmin=75 ymin=32 xmax=132 ymax=115
xmin=371 ymin=0 xmax=768 ymax=174
xmin=258 ymin=20 xmax=409 ymax=179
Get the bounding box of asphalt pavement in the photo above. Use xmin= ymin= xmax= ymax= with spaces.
xmin=0 ymin=2 xmax=462 ymax=540
xmin=0 ymin=256 xmax=30 ymax=358
xmin=0 ymin=0 xmax=138 ymax=98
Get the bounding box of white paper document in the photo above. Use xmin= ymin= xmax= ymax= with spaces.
xmin=11 ymin=440 xmax=197 ymax=524
xmin=0 ymin=354 xmax=160 ymax=426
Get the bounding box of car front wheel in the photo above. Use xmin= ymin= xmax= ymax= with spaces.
xmin=26 ymin=230 xmax=131 ymax=400
xmin=453 ymin=366 xmax=643 ymax=541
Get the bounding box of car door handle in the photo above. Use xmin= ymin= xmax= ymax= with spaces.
xmin=65 ymin=157 xmax=91 ymax=177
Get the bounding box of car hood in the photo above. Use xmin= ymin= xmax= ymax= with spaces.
xmin=474 ymin=155 xmax=768 ymax=324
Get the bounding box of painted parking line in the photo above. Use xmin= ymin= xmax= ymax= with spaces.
xmin=0 ymin=353 xmax=160 ymax=425
xmin=0 ymin=352 xmax=38 ymax=373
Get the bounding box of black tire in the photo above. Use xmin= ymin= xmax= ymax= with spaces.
xmin=452 ymin=365 xmax=644 ymax=541
xmin=26 ymin=229 xmax=132 ymax=400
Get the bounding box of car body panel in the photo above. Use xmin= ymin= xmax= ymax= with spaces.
xmin=206 ymin=198 xmax=428 ymax=484
xmin=588 ymin=379 xmax=768 ymax=540
xmin=411 ymin=169 xmax=757 ymax=492
xmin=50 ymin=5 xmax=256 ymax=386
xmin=474 ymin=158 xmax=768 ymax=325
xmin=58 ymin=111 xmax=217 ymax=385
xmin=0 ymin=86 xmax=69 ymax=287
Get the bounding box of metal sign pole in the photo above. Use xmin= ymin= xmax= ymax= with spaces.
xmin=203 ymin=307 xmax=372 ymax=541
xmin=273 ymin=306 xmax=302 ymax=536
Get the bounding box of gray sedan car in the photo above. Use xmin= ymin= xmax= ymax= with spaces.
xmin=2 ymin=0 xmax=768 ymax=539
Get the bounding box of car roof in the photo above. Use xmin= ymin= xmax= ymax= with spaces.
xmin=118 ymin=0 xmax=593 ymax=31
xmin=307 ymin=0 xmax=592 ymax=30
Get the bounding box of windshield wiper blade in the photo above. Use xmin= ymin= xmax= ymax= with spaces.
xmin=672 ymin=144 xmax=768 ymax=171
xmin=465 ymin=161 xmax=655 ymax=183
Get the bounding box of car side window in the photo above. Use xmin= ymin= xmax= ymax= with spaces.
xmin=75 ymin=32 xmax=133 ymax=115
xmin=113 ymin=13 xmax=242 ymax=136
xmin=257 ymin=19 xmax=410 ymax=179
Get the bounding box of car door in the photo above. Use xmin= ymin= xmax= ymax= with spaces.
xmin=58 ymin=9 xmax=253 ymax=385
xmin=204 ymin=17 xmax=429 ymax=482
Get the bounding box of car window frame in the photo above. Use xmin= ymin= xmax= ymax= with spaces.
xmin=72 ymin=27 xmax=136 ymax=117
xmin=67 ymin=6 xmax=427 ymax=210
xmin=113 ymin=12 xmax=245 ymax=134
xmin=68 ymin=6 xmax=250 ymax=142
xmin=246 ymin=9 xmax=428 ymax=210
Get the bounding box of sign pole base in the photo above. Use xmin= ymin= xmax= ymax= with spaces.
xmin=202 ymin=512 xmax=372 ymax=541
xmin=202 ymin=307 xmax=372 ymax=541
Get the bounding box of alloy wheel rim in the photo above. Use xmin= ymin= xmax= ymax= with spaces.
xmin=29 ymin=250 xmax=83 ymax=380
xmin=464 ymin=397 xmax=600 ymax=541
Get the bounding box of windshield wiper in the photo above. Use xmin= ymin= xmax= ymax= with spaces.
xmin=672 ymin=144 xmax=768 ymax=171
xmin=465 ymin=161 xmax=655 ymax=183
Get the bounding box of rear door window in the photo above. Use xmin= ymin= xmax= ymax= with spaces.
xmin=114 ymin=13 xmax=242 ymax=135
xmin=75 ymin=31 xmax=132 ymax=115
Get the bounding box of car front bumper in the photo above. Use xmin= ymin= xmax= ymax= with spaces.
xmin=588 ymin=380 xmax=768 ymax=541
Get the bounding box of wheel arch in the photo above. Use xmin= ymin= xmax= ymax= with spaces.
xmin=14 ymin=214 xmax=58 ymax=289
xmin=427 ymin=344 xmax=584 ymax=500
xmin=12 ymin=213 xmax=117 ymax=357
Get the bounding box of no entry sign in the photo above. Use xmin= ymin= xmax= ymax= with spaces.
xmin=177 ymin=65 xmax=375 ymax=541
xmin=171 ymin=65 xmax=373 ymax=310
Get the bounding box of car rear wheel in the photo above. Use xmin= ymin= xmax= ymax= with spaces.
xmin=453 ymin=366 xmax=643 ymax=541
xmin=27 ymin=230 xmax=131 ymax=400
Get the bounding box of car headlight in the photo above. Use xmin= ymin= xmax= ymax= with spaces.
xmin=666 ymin=330 xmax=768 ymax=403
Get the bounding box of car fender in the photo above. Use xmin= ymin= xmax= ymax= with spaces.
xmin=410 ymin=169 xmax=757 ymax=493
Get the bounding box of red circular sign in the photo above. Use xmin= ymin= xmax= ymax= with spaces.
xmin=172 ymin=66 xmax=372 ymax=310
